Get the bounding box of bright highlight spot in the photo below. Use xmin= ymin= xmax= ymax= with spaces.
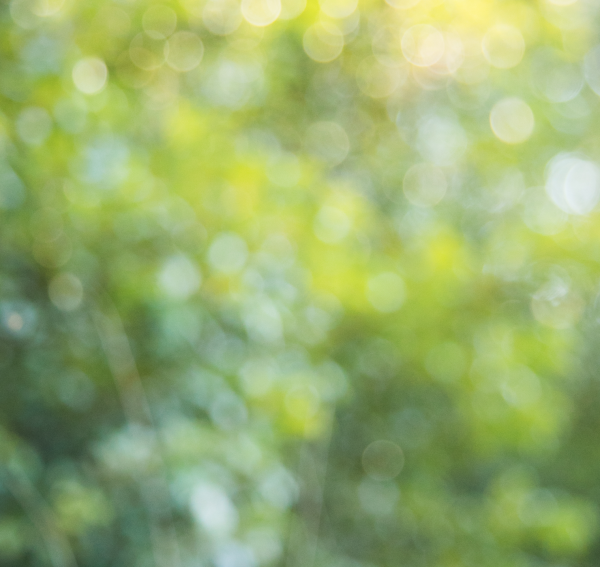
xmin=434 ymin=32 xmax=464 ymax=75
xmin=531 ymin=275 xmax=584 ymax=329
xmin=166 ymin=31 xmax=204 ymax=72
xmin=158 ymin=254 xmax=201 ymax=298
xmin=482 ymin=24 xmax=525 ymax=69
xmin=259 ymin=466 xmax=298 ymax=509
xmin=243 ymin=298 xmax=283 ymax=343
xmin=303 ymin=22 xmax=344 ymax=63
xmin=490 ymin=97 xmax=534 ymax=144
xmin=129 ymin=33 xmax=166 ymax=70
xmin=241 ymin=0 xmax=281 ymax=26
xmin=319 ymin=0 xmax=357 ymax=19
xmin=417 ymin=114 xmax=467 ymax=166
xmin=203 ymin=0 xmax=242 ymax=35
xmin=385 ymin=0 xmax=419 ymax=8
xmin=239 ymin=357 xmax=277 ymax=397
xmin=208 ymin=232 xmax=248 ymax=274
xmin=279 ymin=0 xmax=305 ymax=19
xmin=49 ymin=273 xmax=83 ymax=311
xmin=366 ymin=272 xmax=406 ymax=313
xmin=314 ymin=206 xmax=351 ymax=243
xmin=6 ymin=312 xmax=24 ymax=332
xmin=501 ymin=366 xmax=541 ymax=408
xmin=31 ymin=0 xmax=65 ymax=16
xmin=401 ymin=24 xmax=445 ymax=67
xmin=1 ymin=302 xmax=36 ymax=337
xmin=403 ymin=163 xmax=447 ymax=207
xmin=356 ymin=57 xmax=404 ymax=98
xmin=72 ymin=57 xmax=108 ymax=94
xmin=545 ymin=154 xmax=600 ymax=215
xmin=285 ymin=385 xmax=320 ymax=420
xmin=190 ymin=483 xmax=238 ymax=535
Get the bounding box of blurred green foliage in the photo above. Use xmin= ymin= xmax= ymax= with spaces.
xmin=2 ymin=0 xmax=600 ymax=566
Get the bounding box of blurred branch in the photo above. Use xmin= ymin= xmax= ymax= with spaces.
xmin=94 ymin=304 xmax=182 ymax=567
xmin=2 ymin=469 xmax=77 ymax=567
xmin=285 ymin=410 xmax=336 ymax=567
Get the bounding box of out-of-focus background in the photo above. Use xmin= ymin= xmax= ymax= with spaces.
xmin=2 ymin=0 xmax=600 ymax=565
